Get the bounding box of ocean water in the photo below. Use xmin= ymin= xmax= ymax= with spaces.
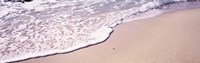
xmin=0 ymin=0 xmax=200 ymax=62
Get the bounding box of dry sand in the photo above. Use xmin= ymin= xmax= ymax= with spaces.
xmin=18 ymin=8 xmax=200 ymax=63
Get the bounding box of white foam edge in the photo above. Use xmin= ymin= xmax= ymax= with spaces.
xmin=2 ymin=27 xmax=113 ymax=63
xmin=107 ymin=1 xmax=167 ymax=27
xmin=124 ymin=1 xmax=200 ymax=23
xmin=124 ymin=9 xmax=164 ymax=23
xmin=2 ymin=1 xmax=194 ymax=62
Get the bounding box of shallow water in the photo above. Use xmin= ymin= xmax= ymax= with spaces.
xmin=0 ymin=0 xmax=200 ymax=62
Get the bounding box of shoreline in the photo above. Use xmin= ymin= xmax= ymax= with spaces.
xmin=3 ymin=2 xmax=200 ymax=63
xmin=18 ymin=8 xmax=200 ymax=63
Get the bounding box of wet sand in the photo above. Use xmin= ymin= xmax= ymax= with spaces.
xmin=18 ymin=8 xmax=200 ymax=63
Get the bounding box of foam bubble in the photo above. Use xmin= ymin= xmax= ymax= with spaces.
xmin=1 ymin=0 xmax=198 ymax=62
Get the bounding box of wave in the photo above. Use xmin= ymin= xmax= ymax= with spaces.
xmin=0 ymin=0 xmax=200 ymax=62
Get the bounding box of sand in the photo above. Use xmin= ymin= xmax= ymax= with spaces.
xmin=18 ymin=8 xmax=200 ymax=63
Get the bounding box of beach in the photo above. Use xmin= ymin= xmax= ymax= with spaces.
xmin=18 ymin=8 xmax=200 ymax=63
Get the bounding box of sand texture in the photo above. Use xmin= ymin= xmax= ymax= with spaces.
xmin=18 ymin=8 xmax=200 ymax=63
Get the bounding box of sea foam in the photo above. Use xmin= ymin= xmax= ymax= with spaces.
xmin=1 ymin=0 xmax=200 ymax=62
